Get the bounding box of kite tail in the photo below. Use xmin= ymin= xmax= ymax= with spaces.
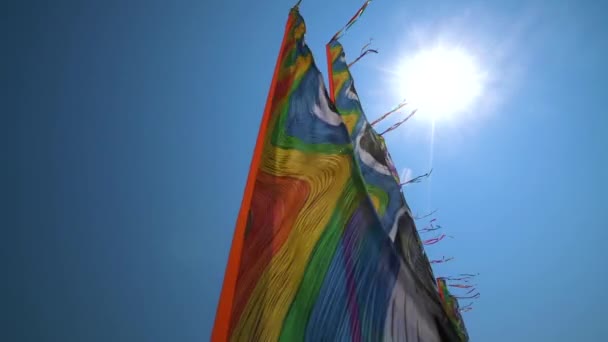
xmin=418 ymin=218 xmax=441 ymax=233
xmin=415 ymin=209 xmax=438 ymax=220
xmin=380 ymin=109 xmax=418 ymax=135
xmin=418 ymin=226 xmax=441 ymax=233
xmin=399 ymin=168 xmax=432 ymax=187
xmin=430 ymin=256 xmax=454 ymax=264
xmin=441 ymin=273 xmax=480 ymax=282
xmin=460 ymin=302 xmax=474 ymax=310
xmin=449 ymin=284 xmax=476 ymax=289
xmin=423 ymin=233 xmax=446 ymax=245
xmin=348 ymin=48 xmax=378 ymax=68
xmin=455 ymin=292 xmax=480 ymax=300
xmin=370 ymin=100 xmax=408 ymax=126
xmin=448 ymin=277 xmax=471 ymax=282
xmin=330 ymin=0 xmax=373 ymax=42
xmin=359 ymin=38 xmax=373 ymax=53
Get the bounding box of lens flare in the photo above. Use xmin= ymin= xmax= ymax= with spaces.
xmin=394 ymin=45 xmax=486 ymax=120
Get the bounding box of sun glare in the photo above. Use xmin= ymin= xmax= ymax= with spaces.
xmin=394 ymin=45 xmax=485 ymax=120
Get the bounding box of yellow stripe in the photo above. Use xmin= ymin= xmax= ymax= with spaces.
xmin=342 ymin=114 xmax=358 ymax=135
xmin=231 ymin=145 xmax=352 ymax=342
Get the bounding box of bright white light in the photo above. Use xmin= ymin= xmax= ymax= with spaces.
xmin=394 ymin=45 xmax=486 ymax=120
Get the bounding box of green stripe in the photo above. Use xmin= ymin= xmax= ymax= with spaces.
xmin=365 ymin=184 xmax=389 ymax=216
xmin=278 ymin=178 xmax=361 ymax=342
xmin=270 ymin=54 xmax=352 ymax=156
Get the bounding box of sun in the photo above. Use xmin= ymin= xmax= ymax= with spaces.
xmin=394 ymin=45 xmax=486 ymax=120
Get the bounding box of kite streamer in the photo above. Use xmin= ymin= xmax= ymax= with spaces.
xmin=423 ymin=234 xmax=447 ymax=245
xmin=380 ymin=109 xmax=418 ymax=135
xmin=465 ymin=288 xmax=478 ymax=295
xmin=441 ymin=274 xmax=479 ymax=282
xmin=415 ymin=209 xmax=438 ymax=220
xmin=430 ymin=256 xmax=454 ymax=264
xmin=460 ymin=302 xmax=473 ymax=310
xmin=370 ymin=100 xmax=408 ymax=126
xmin=359 ymin=38 xmax=374 ymax=53
xmin=330 ymin=0 xmax=373 ymax=42
xmin=400 ymin=169 xmax=433 ymax=187
xmin=449 ymin=284 xmax=476 ymax=289
xmin=418 ymin=222 xmax=442 ymax=233
xmin=348 ymin=48 xmax=378 ymax=68
xmin=455 ymin=293 xmax=481 ymax=300
xmin=348 ymin=38 xmax=378 ymax=68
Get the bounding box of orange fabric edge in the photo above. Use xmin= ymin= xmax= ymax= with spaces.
xmin=437 ymin=278 xmax=445 ymax=302
xmin=326 ymin=43 xmax=335 ymax=103
xmin=211 ymin=12 xmax=295 ymax=342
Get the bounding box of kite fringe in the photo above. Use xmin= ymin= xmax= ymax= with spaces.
xmin=380 ymin=108 xmax=418 ymax=135
xmin=460 ymin=302 xmax=474 ymax=310
xmin=371 ymin=99 xmax=407 ymax=126
xmin=349 ymin=38 xmax=378 ymax=68
xmin=465 ymin=287 xmax=477 ymax=294
xmin=400 ymin=168 xmax=432 ymax=187
xmin=418 ymin=223 xmax=442 ymax=233
xmin=418 ymin=218 xmax=440 ymax=233
xmin=459 ymin=302 xmax=474 ymax=313
xmin=430 ymin=256 xmax=454 ymax=264
xmin=449 ymin=283 xmax=476 ymax=289
xmin=360 ymin=38 xmax=374 ymax=54
xmin=459 ymin=301 xmax=474 ymax=313
xmin=455 ymin=292 xmax=480 ymax=300
xmin=423 ymin=233 xmax=449 ymax=245
xmin=330 ymin=0 xmax=373 ymax=42
xmin=415 ymin=209 xmax=438 ymax=220
xmin=348 ymin=48 xmax=378 ymax=68
xmin=438 ymin=274 xmax=479 ymax=283
xmin=440 ymin=273 xmax=479 ymax=281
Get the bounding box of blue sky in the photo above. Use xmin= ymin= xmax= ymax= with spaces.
xmin=7 ymin=0 xmax=607 ymax=341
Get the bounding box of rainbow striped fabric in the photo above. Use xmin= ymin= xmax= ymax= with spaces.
xmin=213 ymin=7 xmax=464 ymax=342
xmin=327 ymin=40 xmax=440 ymax=300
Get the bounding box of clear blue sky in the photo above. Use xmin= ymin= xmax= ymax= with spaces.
xmin=6 ymin=0 xmax=607 ymax=341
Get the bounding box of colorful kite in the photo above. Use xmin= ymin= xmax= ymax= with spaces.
xmin=212 ymin=3 xmax=470 ymax=341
